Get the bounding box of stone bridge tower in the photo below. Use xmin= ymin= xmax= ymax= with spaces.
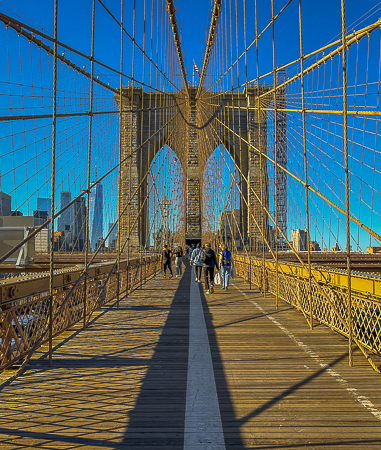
xmin=115 ymin=85 xmax=276 ymax=252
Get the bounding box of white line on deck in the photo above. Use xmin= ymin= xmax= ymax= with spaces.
xmin=184 ymin=273 xmax=226 ymax=450
xmin=235 ymin=285 xmax=381 ymax=421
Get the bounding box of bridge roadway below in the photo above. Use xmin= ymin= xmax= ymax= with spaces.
xmin=1 ymin=261 xmax=381 ymax=449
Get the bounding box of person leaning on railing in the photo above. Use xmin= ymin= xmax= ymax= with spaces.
xmin=219 ymin=244 xmax=233 ymax=290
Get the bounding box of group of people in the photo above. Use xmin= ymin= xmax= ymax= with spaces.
xmin=161 ymin=244 xmax=191 ymax=278
xmin=161 ymin=242 xmax=234 ymax=294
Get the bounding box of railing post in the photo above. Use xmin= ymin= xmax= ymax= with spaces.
xmin=127 ymin=264 xmax=130 ymax=294
xmin=249 ymin=256 xmax=252 ymax=290
xmin=145 ymin=253 xmax=147 ymax=282
xmin=140 ymin=259 xmax=143 ymax=289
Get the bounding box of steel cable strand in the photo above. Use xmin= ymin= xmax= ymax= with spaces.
xmin=198 ymin=100 xmax=311 ymax=324
xmin=198 ymin=100 xmax=381 ymax=372
xmin=0 ymin=108 xmax=184 ymax=264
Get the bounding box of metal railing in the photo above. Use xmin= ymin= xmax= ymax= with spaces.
xmin=235 ymin=256 xmax=381 ymax=372
xmin=0 ymin=255 xmax=161 ymax=372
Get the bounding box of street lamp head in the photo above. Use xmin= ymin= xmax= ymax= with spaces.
xmin=160 ymin=195 xmax=171 ymax=207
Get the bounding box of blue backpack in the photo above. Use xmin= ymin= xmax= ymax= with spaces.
xmin=222 ymin=249 xmax=231 ymax=265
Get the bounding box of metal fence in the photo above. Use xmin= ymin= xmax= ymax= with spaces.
xmin=0 ymin=255 xmax=161 ymax=372
xmin=235 ymin=256 xmax=381 ymax=372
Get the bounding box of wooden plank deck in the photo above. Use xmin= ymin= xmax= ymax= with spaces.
xmin=0 ymin=261 xmax=381 ymax=449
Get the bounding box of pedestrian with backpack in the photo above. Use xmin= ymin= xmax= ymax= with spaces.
xmin=200 ymin=242 xmax=219 ymax=294
xmin=190 ymin=242 xmax=202 ymax=282
xmin=219 ymin=244 xmax=233 ymax=290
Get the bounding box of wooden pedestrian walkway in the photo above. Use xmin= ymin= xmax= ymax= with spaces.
xmin=1 ymin=261 xmax=381 ymax=449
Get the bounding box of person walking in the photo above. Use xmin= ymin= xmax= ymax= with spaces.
xmin=161 ymin=244 xmax=173 ymax=278
xmin=174 ymin=245 xmax=183 ymax=277
xmin=184 ymin=245 xmax=191 ymax=260
xmin=190 ymin=242 xmax=203 ymax=282
xmin=200 ymin=242 xmax=219 ymax=294
xmin=219 ymin=244 xmax=233 ymax=290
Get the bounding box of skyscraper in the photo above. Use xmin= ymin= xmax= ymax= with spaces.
xmin=73 ymin=197 xmax=86 ymax=252
xmin=108 ymin=222 xmax=117 ymax=250
xmin=33 ymin=210 xmax=49 ymax=227
xmin=89 ymin=182 xmax=103 ymax=251
xmin=37 ymin=197 xmax=51 ymax=215
xmin=57 ymin=191 xmax=72 ymax=232
xmin=291 ymin=229 xmax=308 ymax=251
xmin=0 ymin=191 xmax=11 ymax=216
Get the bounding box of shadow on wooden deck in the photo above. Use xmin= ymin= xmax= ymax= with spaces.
xmin=119 ymin=261 xmax=243 ymax=448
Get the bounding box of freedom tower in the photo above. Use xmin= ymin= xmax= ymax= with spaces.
xmin=89 ymin=181 xmax=103 ymax=251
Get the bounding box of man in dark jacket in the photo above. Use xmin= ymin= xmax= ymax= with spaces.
xmin=200 ymin=242 xmax=219 ymax=294
xmin=161 ymin=245 xmax=173 ymax=278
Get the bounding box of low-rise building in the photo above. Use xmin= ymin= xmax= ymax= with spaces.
xmin=0 ymin=215 xmax=35 ymax=263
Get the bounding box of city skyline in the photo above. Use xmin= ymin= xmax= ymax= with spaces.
xmin=0 ymin=183 xmax=113 ymax=252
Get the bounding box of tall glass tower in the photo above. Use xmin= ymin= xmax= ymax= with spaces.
xmin=57 ymin=192 xmax=72 ymax=232
xmin=37 ymin=197 xmax=51 ymax=215
xmin=73 ymin=197 xmax=86 ymax=252
xmin=107 ymin=222 xmax=117 ymax=251
xmin=89 ymin=182 xmax=103 ymax=251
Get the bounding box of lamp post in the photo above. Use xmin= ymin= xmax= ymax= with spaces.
xmin=160 ymin=195 xmax=171 ymax=247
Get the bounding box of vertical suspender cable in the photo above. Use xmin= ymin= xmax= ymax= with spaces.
xmin=149 ymin=0 xmax=154 ymax=259
xmin=234 ymin=0 xmax=242 ymax=254
xmin=271 ymin=0 xmax=279 ymax=308
xmin=117 ymin=0 xmax=124 ymax=309
xmin=341 ymin=0 xmax=353 ymax=366
xmin=84 ymin=0 xmax=96 ymax=329
xmin=243 ymin=0 xmax=252 ymax=287
xmin=299 ymin=0 xmax=313 ymax=329
xmin=229 ymin=0 xmax=236 ymax=258
xmin=49 ymin=0 xmax=58 ymax=367
xmin=254 ymin=0 xmax=266 ymax=296
xmin=141 ymin=0 xmax=147 ymax=285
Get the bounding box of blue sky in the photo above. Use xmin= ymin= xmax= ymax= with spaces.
xmin=2 ymin=0 xmax=379 ymax=82
xmin=1 ymin=0 xmax=381 ymax=250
